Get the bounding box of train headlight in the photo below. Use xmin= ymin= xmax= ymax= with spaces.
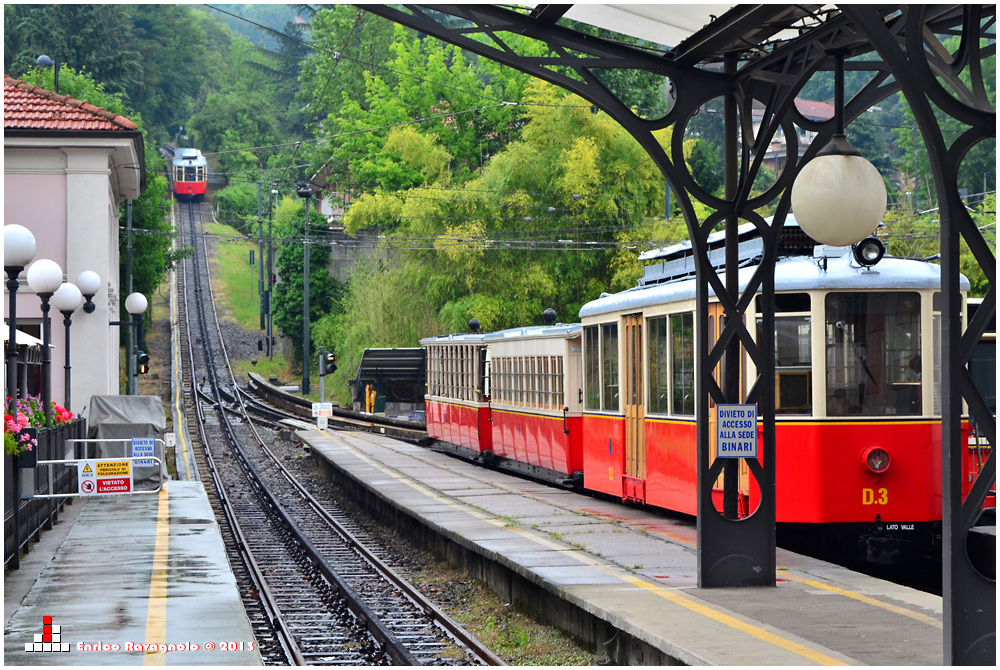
xmin=853 ymin=237 xmax=885 ymax=267
xmin=863 ymin=447 xmax=891 ymax=474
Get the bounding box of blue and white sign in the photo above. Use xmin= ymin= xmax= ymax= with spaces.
xmin=131 ymin=437 xmax=156 ymax=467
xmin=716 ymin=404 xmax=757 ymax=458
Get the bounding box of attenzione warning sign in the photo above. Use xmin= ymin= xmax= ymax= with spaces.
xmin=96 ymin=461 xmax=130 ymax=477
xmin=78 ymin=460 xmax=133 ymax=496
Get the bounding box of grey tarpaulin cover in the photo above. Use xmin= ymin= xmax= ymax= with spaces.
xmin=87 ymin=395 xmax=167 ymax=485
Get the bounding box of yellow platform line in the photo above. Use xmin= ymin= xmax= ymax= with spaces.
xmin=143 ymin=483 xmax=170 ymax=664
xmin=783 ymin=573 xmax=943 ymax=628
xmin=623 ymin=574 xmax=848 ymax=665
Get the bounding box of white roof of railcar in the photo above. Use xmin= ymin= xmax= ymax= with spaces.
xmin=420 ymin=332 xmax=487 ymax=345
xmin=172 ymin=148 xmax=207 ymax=166
xmin=580 ymin=254 xmax=968 ymax=318
xmin=421 ymin=323 xmax=581 ymax=346
xmin=482 ymin=323 xmax=581 ymax=342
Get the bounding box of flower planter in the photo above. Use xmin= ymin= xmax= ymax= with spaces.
xmin=16 ymin=428 xmax=38 ymax=468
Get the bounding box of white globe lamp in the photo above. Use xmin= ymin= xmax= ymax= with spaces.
xmin=125 ymin=292 xmax=148 ymax=316
xmin=76 ymin=270 xmax=102 ymax=313
xmin=791 ymin=50 xmax=887 ymax=248
xmin=51 ymin=283 xmax=84 ymax=313
xmin=4 ymin=224 xmax=36 ymax=269
xmin=27 ymin=258 xmax=64 ymax=295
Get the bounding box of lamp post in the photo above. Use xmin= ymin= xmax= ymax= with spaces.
xmin=791 ymin=50 xmax=887 ymax=246
xmin=5 ymin=225 xmax=37 ymax=417
xmin=36 ymin=55 xmax=60 ymax=94
xmin=125 ymin=292 xmax=147 ymax=395
xmin=51 ymin=283 xmax=83 ymax=413
xmin=296 ymin=182 xmax=311 ymax=395
xmin=4 ymin=224 xmax=35 ymax=572
xmin=26 ymin=259 xmax=64 ymax=428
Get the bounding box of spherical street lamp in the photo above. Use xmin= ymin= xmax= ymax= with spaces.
xmin=125 ymin=292 xmax=148 ymax=317
xmin=124 ymin=293 xmax=147 ymax=396
xmin=76 ymin=270 xmax=102 ymax=314
xmin=5 ymin=224 xmax=37 ymax=418
xmin=51 ymin=283 xmax=83 ymax=413
xmin=4 ymin=224 xmax=37 ymax=268
xmin=27 ymin=259 xmax=64 ymax=428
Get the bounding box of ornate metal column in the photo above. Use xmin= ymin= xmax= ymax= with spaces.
xmin=845 ymin=6 xmax=996 ymax=664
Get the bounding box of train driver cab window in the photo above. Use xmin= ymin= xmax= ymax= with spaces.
xmin=757 ymin=294 xmax=812 ymax=415
xmin=826 ymin=292 xmax=921 ymax=416
xmin=583 ymin=324 xmax=619 ymax=411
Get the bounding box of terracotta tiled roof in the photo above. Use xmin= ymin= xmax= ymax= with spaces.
xmin=793 ymin=97 xmax=835 ymax=121
xmin=3 ymin=75 xmax=138 ymax=132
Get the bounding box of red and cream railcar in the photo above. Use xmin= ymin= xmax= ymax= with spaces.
xmin=482 ymin=324 xmax=584 ymax=483
xmin=579 ymin=227 xmax=972 ymax=562
xmin=421 ymin=332 xmax=491 ymax=455
xmin=172 ymin=148 xmax=208 ymax=200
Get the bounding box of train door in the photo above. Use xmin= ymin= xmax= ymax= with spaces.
xmin=706 ymin=302 xmax=751 ymax=516
xmin=624 ymin=314 xmax=646 ymax=501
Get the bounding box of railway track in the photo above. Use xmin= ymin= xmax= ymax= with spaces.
xmin=175 ymin=199 xmax=501 ymax=665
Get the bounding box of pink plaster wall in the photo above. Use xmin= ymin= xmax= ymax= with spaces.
xmin=4 ymin=173 xmax=68 ymax=268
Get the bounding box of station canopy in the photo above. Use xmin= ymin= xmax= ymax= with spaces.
xmin=519 ymin=3 xmax=840 ymax=63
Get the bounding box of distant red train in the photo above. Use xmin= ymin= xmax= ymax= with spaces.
xmin=171 ymin=148 xmax=208 ymax=200
xmin=421 ymin=220 xmax=991 ymax=565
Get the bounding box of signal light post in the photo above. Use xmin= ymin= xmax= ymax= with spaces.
xmin=318 ymin=346 xmax=336 ymax=403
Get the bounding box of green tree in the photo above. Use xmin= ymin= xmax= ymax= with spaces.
xmin=4 ymin=4 xmax=143 ymax=99
xmin=688 ymin=139 xmax=723 ymax=196
xmin=187 ymin=33 xmax=283 ymax=167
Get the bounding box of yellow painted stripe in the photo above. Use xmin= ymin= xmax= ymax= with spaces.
xmin=621 ymin=574 xmax=848 ymax=666
xmin=143 ymin=484 xmax=170 ymax=664
xmin=783 ymin=573 xmax=942 ymax=629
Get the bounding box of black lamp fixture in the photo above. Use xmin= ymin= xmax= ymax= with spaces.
xmin=76 ymin=270 xmax=101 ymax=313
xmin=36 ymin=55 xmax=60 ymax=93
xmin=853 ymin=237 xmax=885 ymax=268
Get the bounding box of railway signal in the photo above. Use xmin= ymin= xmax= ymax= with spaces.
xmin=136 ymin=351 xmax=149 ymax=375
xmin=323 ymin=352 xmax=337 ymax=376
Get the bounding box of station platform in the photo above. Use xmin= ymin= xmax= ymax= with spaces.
xmin=299 ymin=425 xmax=947 ymax=666
xmin=4 ymin=480 xmax=261 ymax=666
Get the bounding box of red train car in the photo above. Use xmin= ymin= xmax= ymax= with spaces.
xmin=578 ymin=225 xmax=972 ymax=564
xmin=172 ymin=148 xmax=208 ymax=200
xmin=482 ymin=324 xmax=584 ymax=485
xmin=421 ymin=220 xmax=985 ymax=565
xmin=421 ymin=332 xmax=491 ymax=456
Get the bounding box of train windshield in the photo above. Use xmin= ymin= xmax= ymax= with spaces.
xmin=825 ymin=292 xmax=921 ymax=416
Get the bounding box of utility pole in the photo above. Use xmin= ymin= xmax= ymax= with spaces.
xmin=257 ymin=183 xmax=265 ymax=331
xmin=267 ymin=182 xmax=277 ymax=360
xmin=126 ymin=200 xmax=134 ymax=395
xmin=297 ymin=183 xmax=311 ymax=395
